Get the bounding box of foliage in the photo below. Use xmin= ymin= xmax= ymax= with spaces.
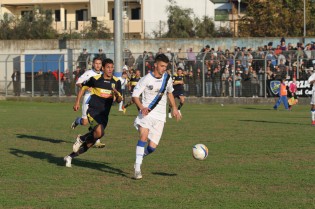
xmin=164 ymin=0 xmax=195 ymax=38
xmin=239 ymin=0 xmax=315 ymax=37
xmin=0 ymin=6 xmax=58 ymax=40
xmin=194 ymin=16 xmax=216 ymax=38
xmin=80 ymin=20 xmax=112 ymax=39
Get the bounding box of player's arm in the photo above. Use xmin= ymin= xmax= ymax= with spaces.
xmin=73 ymin=87 xmax=86 ymax=111
xmin=168 ymin=92 xmax=181 ymax=121
xmin=112 ymin=80 xmax=123 ymax=103
xmin=132 ymin=78 xmax=149 ymax=115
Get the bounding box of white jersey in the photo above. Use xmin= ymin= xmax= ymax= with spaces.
xmin=308 ymin=72 xmax=315 ymax=91
xmin=132 ymin=72 xmax=173 ymax=122
xmin=76 ymin=69 xmax=102 ymax=96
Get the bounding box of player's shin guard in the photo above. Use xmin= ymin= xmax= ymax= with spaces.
xmin=144 ymin=145 xmax=156 ymax=157
xmin=178 ymin=102 xmax=184 ymax=110
xmin=135 ymin=140 xmax=146 ymax=171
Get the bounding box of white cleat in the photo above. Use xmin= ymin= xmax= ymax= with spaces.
xmin=134 ymin=170 xmax=142 ymax=180
xmin=168 ymin=113 xmax=172 ymax=119
xmin=64 ymin=156 xmax=72 ymax=168
xmin=72 ymin=135 xmax=83 ymax=153
xmin=178 ymin=110 xmax=181 ymax=116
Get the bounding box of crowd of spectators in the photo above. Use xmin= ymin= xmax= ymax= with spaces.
xmin=71 ymin=38 xmax=315 ymax=98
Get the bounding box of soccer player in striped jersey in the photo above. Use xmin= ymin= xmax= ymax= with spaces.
xmin=308 ymin=72 xmax=315 ymax=126
xmin=122 ymin=69 xmax=141 ymax=114
xmin=70 ymin=57 xmax=106 ymax=148
xmin=132 ymin=54 xmax=182 ymax=179
xmin=64 ymin=58 xmax=122 ymax=167
xmin=168 ymin=67 xmax=185 ymax=118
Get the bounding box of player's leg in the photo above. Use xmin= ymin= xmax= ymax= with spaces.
xmin=168 ymin=104 xmax=172 ymax=118
xmin=134 ymin=126 xmax=149 ymax=179
xmin=144 ymin=119 xmax=163 ymax=157
xmin=282 ymin=96 xmax=289 ymax=110
xmin=178 ymin=95 xmax=185 ymax=115
xmin=71 ymin=97 xmax=90 ymax=129
xmin=311 ymin=105 xmax=315 ymax=126
xmin=273 ymin=97 xmax=281 ymax=110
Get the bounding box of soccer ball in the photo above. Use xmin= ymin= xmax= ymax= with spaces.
xmin=192 ymin=144 xmax=208 ymax=160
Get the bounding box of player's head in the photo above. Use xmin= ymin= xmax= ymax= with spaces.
xmin=93 ymin=57 xmax=103 ymax=72
xmin=135 ymin=69 xmax=141 ymax=77
xmin=154 ymin=54 xmax=169 ymax=77
xmin=102 ymin=58 xmax=114 ymax=78
xmin=177 ymin=67 xmax=183 ymax=75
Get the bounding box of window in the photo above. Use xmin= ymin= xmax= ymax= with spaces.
xmin=55 ymin=10 xmax=60 ymax=22
xmin=76 ymin=9 xmax=88 ymax=21
xmin=215 ymin=9 xmax=229 ymax=21
xmin=21 ymin=10 xmax=33 ymax=22
xmin=131 ymin=8 xmax=140 ymax=20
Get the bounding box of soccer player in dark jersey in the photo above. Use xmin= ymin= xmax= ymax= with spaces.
xmin=122 ymin=69 xmax=141 ymax=114
xmin=64 ymin=58 xmax=122 ymax=167
xmin=168 ymin=67 xmax=185 ymax=118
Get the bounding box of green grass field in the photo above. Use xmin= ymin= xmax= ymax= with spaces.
xmin=0 ymin=101 xmax=314 ymax=209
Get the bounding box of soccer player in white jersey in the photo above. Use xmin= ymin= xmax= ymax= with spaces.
xmin=132 ymin=54 xmax=182 ymax=180
xmin=71 ymin=57 xmax=105 ymax=148
xmin=308 ymin=71 xmax=315 ymax=126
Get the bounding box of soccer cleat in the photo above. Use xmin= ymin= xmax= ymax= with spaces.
xmin=312 ymin=121 xmax=315 ymax=126
xmin=178 ymin=110 xmax=182 ymax=116
xmin=122 ymin=105 xmax=126 ymax=114
xmin=71 ymin=118 xmax=79 ymax=129
xmin=64 ymin=156 xmax=72 ymax=168
xmin=168 ymin=113 xmax=172 ymax=118
xmin=93 ymin=142 xmax=106 ymax=148
xmin=134 ymin=170 xmax=142 ymax=180
xmin=73 ymin=135 xmax=83 ymax=153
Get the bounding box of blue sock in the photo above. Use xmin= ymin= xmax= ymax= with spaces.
xmin=144 ymin=145 xmax=156 ymax=156
xmin=75 ymin=117 xmax=83 ymax=125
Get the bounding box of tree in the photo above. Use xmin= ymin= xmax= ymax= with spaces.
xmin=194 ymin=16 xmax=216 ymax=38
xmin=162 ymin=0 xmax=195 ymax=38
xmin=239 ymin=0 xmax=315 ymax=37
xmin=0 ymin=13 xmax=14 ymax=40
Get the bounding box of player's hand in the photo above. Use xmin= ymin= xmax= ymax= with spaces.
xmin=172 ymin=109 xmax=182 ymax=121
xmin=73 ymin=103 xmax=80 ymax=111
xmin=112 ymin=87 xmax=120 ymax=97
xmin=140 ymin=107 xmax=150 ymax=116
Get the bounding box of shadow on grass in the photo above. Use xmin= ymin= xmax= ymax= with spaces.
xmin=239 ymin=107 xmax=273 ymax=111
xmin=9 ymin=148 xmax=129 ymax=178
xmin=16 ymin=134 xmax=69 ymax=144
xmin=152 ymin=172 xmax=177 ymax=176
xmin=240 ymin=119 xmax=308 ymax=126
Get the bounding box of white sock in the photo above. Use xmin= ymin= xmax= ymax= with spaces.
xmin=95 ymin=139 xmax=101 ymax=144
xmin=119 ymin=101 xmax=123 ymax=110
xmin=135 ymin=143 xmax=145 ymax=171
xmin=312 ymin=110 xmax=315 ymax=121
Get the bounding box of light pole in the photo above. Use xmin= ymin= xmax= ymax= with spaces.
xmin=304 ymin=0 xmax=306 ymax=37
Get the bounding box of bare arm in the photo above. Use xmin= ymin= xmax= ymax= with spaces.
xmin=73 ymin=88 xmax=85 ymax=111
xmin=133 ymin=97 xmax=150 ymax=116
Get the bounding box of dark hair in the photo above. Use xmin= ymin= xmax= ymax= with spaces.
xmin=93 ymin=56 xmax=102 ymax=63
xmin=102 ymin=58 xmax=114 ymax=67
xmin=155 ymin=54 xmax=169 ymax=63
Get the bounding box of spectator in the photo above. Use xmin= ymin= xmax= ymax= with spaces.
xmin=11 ymin=69 xmax=21 ymax=96
xmin=213 ymin=66 xmax=221 ymax=97
xmin=95 ymin=49 xmax=107 ymax=61
xmin=205 ymin=70 xmax=213 ymax=97
xmin=35 ymin=69 xmax=45 ymax=96
xmin=187 ymin=48 xmax=196 ymax=72
xmin=77 ymin=48 xmax=90 ymax=70
xmin=194 ymin=68 xmax=202 ymax=97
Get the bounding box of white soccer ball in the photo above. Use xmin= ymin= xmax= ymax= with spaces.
xmin=192 ymin=144 xmax=208 ymax=160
